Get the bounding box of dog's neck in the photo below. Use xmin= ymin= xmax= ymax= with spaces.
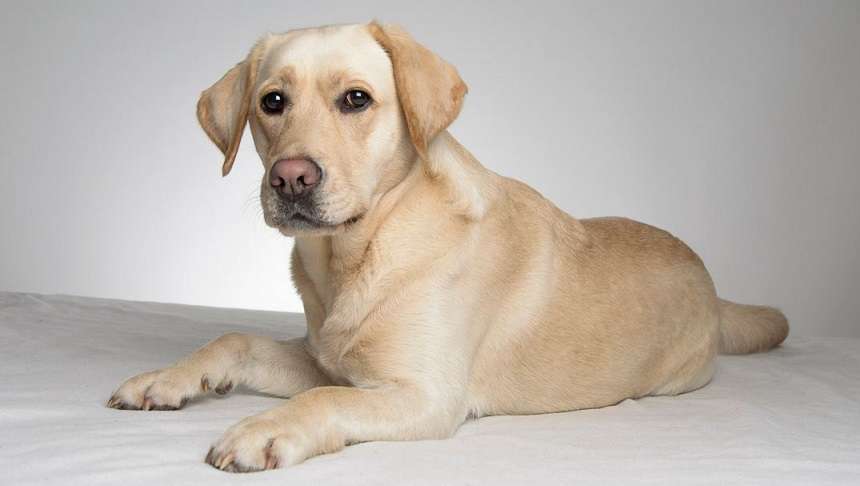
xmin=329 ymin=156 xmax=424 ymax=271
xmin=293 ymin=132 xmax=497 ymax=305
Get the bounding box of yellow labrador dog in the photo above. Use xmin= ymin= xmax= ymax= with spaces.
xmin=108 ymin=22 xmax=789 ymax=472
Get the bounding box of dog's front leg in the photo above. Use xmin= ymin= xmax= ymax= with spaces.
xmin=108 ymin=334 xmax=331 ymax=410
xmin=206 ymin=384 xmax=463 ymax=472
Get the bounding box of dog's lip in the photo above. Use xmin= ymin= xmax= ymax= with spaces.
xmin=280 ymin=211 xmax=363 ymax=229
xmin=340 ymin=213 xmax=363 ymax=226
xmin=287 ymin=212 xmax=319 ymax=224
xmin=280 ymin=212 xmax=327 ymax=229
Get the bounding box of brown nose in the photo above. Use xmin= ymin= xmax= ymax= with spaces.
xmin=269 ymin=158 xmax=322 ymax=198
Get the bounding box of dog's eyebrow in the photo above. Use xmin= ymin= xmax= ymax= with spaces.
xmin=325 ymin=71 xmax=348 ymax=87
xmin=323 ymin=71 xmax=374 ymax=93
xmin=275 ymin=66 xmax=297 ymax=85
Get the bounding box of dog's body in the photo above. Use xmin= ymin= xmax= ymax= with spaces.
xmin=109 ymin=23 xmax=788 ymax=472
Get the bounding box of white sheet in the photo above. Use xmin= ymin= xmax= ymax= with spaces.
xmin=1 ymin=291 xmax=858 ymax=485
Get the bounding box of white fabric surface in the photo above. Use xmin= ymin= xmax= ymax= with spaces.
xmin=1 ymin=291 xmax=858 ymax=485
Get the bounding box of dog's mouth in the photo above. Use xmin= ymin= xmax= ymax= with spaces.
xmin=288 ymin=212 xmax=362 ymax=227
xmin=263 ymin=188 xmax=364 ymax=233
xmin=272 ymin=207 xmax=363 ymax=232
xmin=284 ymin=211 xmax=325 ymax=228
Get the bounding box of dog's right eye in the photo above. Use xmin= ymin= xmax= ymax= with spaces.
xmin=261 ymin=92 xmax=286 ymax=114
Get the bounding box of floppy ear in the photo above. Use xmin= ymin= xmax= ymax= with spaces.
xmin=369 ymin=22 xmax=468 ymax=168
xmin=196 ymin=42 xmax=266 ymax=176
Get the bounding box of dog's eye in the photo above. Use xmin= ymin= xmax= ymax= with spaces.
xmin=341 ymin=89 xmax=372 ymax=112
xmin=261 ymin=91 xmax=286 ymax=114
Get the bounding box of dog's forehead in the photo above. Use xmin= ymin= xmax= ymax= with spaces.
xmin=259 ymin=24 xmax=391 ymax=86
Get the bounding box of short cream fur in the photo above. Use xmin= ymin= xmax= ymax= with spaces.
xmin=108 ymin=22 xmax=789 ymax=473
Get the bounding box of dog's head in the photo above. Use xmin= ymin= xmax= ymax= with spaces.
xmin=196 ymin=23 xmax=467 ymax=235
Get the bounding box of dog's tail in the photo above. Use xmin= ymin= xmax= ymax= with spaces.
xmin=717 ymin=298 xmax=789 ymax=354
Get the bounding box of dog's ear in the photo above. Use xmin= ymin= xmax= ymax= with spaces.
xmin=369 ymin=22 xmax=468 ymax=166
xmin=196 ymin=41 xmax=266 ymax=177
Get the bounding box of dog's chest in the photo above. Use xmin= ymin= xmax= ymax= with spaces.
xmin=296 ymin=232 xmax=419 ymax=387
xmin=302 ymin=259 xmax=383 ymax=386
xmin=307 ymin=318 xmax=377 ymax=386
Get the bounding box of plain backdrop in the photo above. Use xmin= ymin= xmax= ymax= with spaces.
xmin=1 ymin=1 xmax=858 ymax=337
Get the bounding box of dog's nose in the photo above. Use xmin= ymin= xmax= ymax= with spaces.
xmin=269 ymin=158 xmax=322 ymax=198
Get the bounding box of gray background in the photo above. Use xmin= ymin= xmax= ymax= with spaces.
xmin=1 ymin=1 xmax=858 ymax=337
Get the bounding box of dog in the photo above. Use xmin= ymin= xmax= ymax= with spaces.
xmin=107 ymin=22 xmax=789 ymax=473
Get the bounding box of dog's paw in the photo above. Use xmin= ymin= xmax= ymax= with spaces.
xmin=107 ymin=368 xmax=233 ymax=411
xmin=205 ymin=415 xmax=305 ymax=473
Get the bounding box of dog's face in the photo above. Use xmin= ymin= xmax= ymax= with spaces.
xmin=250 ymin=25 xmax=410 ymax=234
xmin=197 ymin=23 xmax=468 ymax=236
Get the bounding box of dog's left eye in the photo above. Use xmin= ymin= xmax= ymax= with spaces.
xmin=341 ymin=90 xmax=372 ymax=112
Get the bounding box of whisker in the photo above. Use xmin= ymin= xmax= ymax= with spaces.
xmin=241 ymin=186 xmax=263 ymax=216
